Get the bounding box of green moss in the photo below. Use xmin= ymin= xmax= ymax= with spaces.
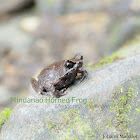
xmin=46 ymin=108 xmax=98 ymax=140
xmin=124 ymin=35 xmax=140 ymax=46
xmin=0 ymin=108 xmax=13 ymax=127
xmin=45 ymin=77 xmax=140 ymax=139
xmin=106 ymin=80 xmax=139 ymax=134
xmin=86 ymin=99 xmax=102 ymax=112
xmin=135 ymin=108 xmax=140 ymax=114
xmin=88 ymin=50 xmax=123 ymax=70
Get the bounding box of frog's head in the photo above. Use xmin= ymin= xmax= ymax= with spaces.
xmin=64 ymin=53 xmax=83 ymax=70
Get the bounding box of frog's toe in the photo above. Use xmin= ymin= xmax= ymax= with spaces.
xmin=60 ymin=88 xmax=67 ymax=93
xmin=54 ymin=91 xmax=67 ymax=98
xmin=59 ymin=92 xmax=67 ymax=97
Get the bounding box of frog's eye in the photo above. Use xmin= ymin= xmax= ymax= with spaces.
xmin=65 ymin=61 xmax=75 ymax=69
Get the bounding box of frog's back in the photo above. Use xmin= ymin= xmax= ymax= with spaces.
xmin=38 ymin=60 xmax=67 ymax=83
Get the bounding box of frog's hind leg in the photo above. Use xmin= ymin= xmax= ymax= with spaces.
xmin=40 ymin=86 xmax=54 ymax=97
xmin=49 ymin=84 xmax=67 ymax=98
xmin=31 ymin=78 xmax=39 ymax=92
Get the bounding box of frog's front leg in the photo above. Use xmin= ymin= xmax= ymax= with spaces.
xmin=41 ymin=91 xmax=54 ymax=98
xmin=76 ymin=68 xmax=88 ymax=82
xmin=53 ymin=89 xmax=66 ymax=98
xmin=31 ymin=78 xmax=49 ymax=95
xmin=50 ymin=84 xmax=66 ymax=98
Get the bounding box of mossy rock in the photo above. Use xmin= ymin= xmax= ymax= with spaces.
xmin=1 ymin=47 xmax=140 ymax=140
xmin=88 ymin=44 xmax=140 ymax=70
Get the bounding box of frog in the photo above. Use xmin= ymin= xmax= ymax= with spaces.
xmin=31 ymin=53 xmax=87 ymax=98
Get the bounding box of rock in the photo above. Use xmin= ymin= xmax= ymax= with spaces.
xmin=0 ymin=86 xmax=14 ymax=106
xmin=0 ymin=45 xmax=11 ymax=59
xmin=62 ymin=12 xmax=109 ymax=64
xmin=0 ymin=15 xmax=34 ymax=52
xmin=130 ymin=0 xmax=140 ymax=12
xmin=20 ymin=16 xmax=40 ymax=33
xmin=36 ymin=0 xmax=123 ymax=14
xmin=0 ymin=0 xmax=35 ymax=16
xmin=28 ymin=14 xmax=67 ymax=62
xmin=0 ymin=45 xmax=140 ymax=140
xmin=105 ymin=17 xmax=140 ymax=55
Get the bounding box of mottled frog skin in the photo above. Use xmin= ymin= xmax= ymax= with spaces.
xmin=31 ymin=53 xmax=87 ymax=98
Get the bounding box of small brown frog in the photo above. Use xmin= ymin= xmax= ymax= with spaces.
xmin=31 ymin=53 xmax=87 ymax=98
